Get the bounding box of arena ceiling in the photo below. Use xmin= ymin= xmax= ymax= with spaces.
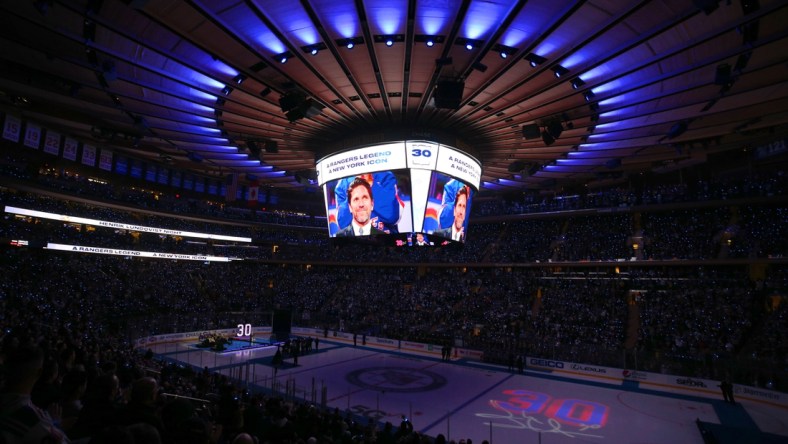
xmin=1 ymin=0 xmax=787 ymax=197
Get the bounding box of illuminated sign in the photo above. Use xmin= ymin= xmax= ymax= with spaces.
xmin=46 ymin=243 xmax=234 ymax=262
xmin=477 ymin=389 xmax=609 ymax=439
xmin=5 ymin=206 xmax=252 ymax=242
xmin=316 ymin=141 xmax=481 ymax=244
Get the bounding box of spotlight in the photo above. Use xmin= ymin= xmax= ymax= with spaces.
xmin=374 ymin=34 xmax=404 ymax=46
xmin=524 ymin=53 xmax=546 ymax=67
xmin=455 ymin=37 xmax=483 ymax=51
xmin=273 ymin=51 xmax=293 ymax=64
xmin=493 ymin=44 xmax=518 ymax=59
xmin=552 ymin=65 xmax=569 ymax=78
xmin=571 ymin=78 xmax=585 ymax=89
xmin=337 ymin=36 xmax=364 ymax=49
xmin=222 ymin=86 xmax=233 ymax=95
xmin=415 ymin=34 xmax=445 ymax=47
xmin=301 ymin=42 xmax=327 ymax=56
xmin=583 ymin=90 xmax=596 ymax=102
xmin=233 ymin=74 xmax=246 ymax=84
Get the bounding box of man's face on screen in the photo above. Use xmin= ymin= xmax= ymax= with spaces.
xmin=349 ymin=183 xmax=373 ymax=225
xmin=453 ymin=193 xmax=467 ymax=230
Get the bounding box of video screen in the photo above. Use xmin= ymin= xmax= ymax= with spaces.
xmin=317 ymin=141 xmax=480 ymax=246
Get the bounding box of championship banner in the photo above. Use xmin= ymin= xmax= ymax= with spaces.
xmin=99 ymin=149 xmax=113 ymax=171
xmin=2 ymin=114 xmax=22 ymax=142
xmin=63 ymin=137 xmax=78 ymax=160
xmin=171 ymin=170 xmax=181 ymax=187
xmin=157 ymin=167 xmax=169 ymax=185
xmin=24 ymin=123 xmax=41 ymax=149
xmin=44 ymin=130 xmax=61 ymax=155
xmin=81 ymin=144 xmax=96 ymax=166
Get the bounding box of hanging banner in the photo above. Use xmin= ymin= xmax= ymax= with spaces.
xmin=99 ymin=149 xmax=113 ymax=171
xmin=43 ymin=130 xmax=61 ymax=155
xmin=63 ymin=137 xmax=78 ymax=161
xmin=24 ymin=123 xmax=42 ymax=149
xmin=3 ymin=115 xmax=22 ymax=142
xmin=81 ymin=144 xmax=96 ymax=166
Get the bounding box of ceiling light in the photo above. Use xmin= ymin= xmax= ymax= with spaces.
xmin=233 ymin=74 xmax=246 ymax=84
xmin=337 ymin=36 xmax=364 ymax=49
xmin=552 ymin=65 xmax=569 ymax=78
xmin=222 ymin=86 xmax=232 ymax=95
xmin=301 ymin=42 xmax=327 ymax=56
xmin=374 ymin=34 xmax=404 ymax=47
xmin=493 ymin=44 xmax=518 ymax=59
xmin=584 ymin=90 xmax=596 ymax=102
xmin=273 ymin=51 xmax=292 ymax=64
xmin=524 ymin=53 xmax=546 ymax=67
xmin=571 ymin=77 xmax=585 ymax=89
xmin=455 ymin=37 xmax=484 ymax=52
xmin=415 ymin=34 xmax=445 ymax=48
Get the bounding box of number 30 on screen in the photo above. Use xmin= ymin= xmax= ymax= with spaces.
xmin=236 ymin=323 xmax=252 ymax=337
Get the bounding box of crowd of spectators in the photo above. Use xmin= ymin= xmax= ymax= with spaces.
xmin=471 ymin=169 xmax=787 ymax=217
xmin=1 ymin=250 xmax=784 ymax=442
xmin=2 ymin=150 xmax=786 ymax=229
xmin=2 ymin=185 xmax=786 ymax=265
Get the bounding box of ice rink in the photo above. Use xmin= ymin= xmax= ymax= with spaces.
xmin=147 ymin=337 xmax=788 ymax=444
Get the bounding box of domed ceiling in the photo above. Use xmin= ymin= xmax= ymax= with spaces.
xmin=1 ymin=0 xmax=786 ymax=198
